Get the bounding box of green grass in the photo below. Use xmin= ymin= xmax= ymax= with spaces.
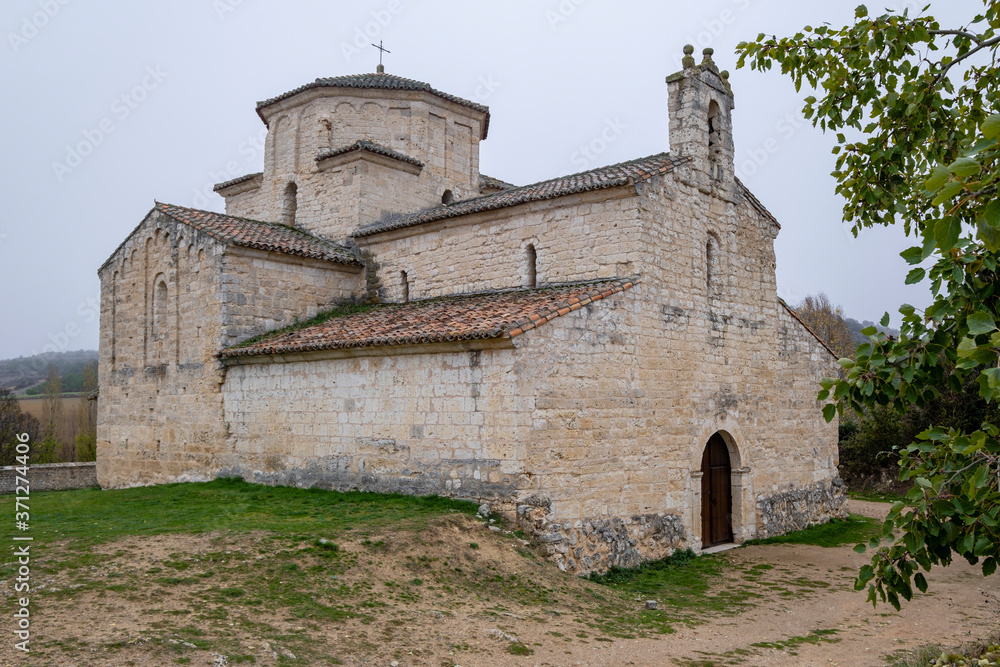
xmin=750 ymin=628 xmax=840 ymax=652
xmin=586 ymin=549 xmax=759 ymax=624
xmin=741 ymin=514 xmax=881 ymax=548
xmin=0 ymin=477 xmax=480 ymax=548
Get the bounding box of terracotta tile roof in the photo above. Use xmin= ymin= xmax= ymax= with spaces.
xmin=221 ymin=277 xmax=638 ymax=358
xmin=354 ymin=153 xmax=689 ymax=238
xmin=256 ymin=72 xmax=490 ymax=137
xmin=213 ymin=172 xmax=262 ymax=192
xmin=317 ymin=140 xmax=424 ymax=168
xmin=478 ymin=174 xmax=515 ymax=192
xmin=99 ymin=203 xmax=359 ymax=273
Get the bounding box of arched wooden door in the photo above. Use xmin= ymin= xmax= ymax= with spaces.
xmin=701 ymin=433 xmax=733 ymax=547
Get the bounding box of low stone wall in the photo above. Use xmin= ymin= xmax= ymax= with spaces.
xmin=0 ymin=462 xmax=99 ymax=494
xmin=516 ymin=496 xmax=688 ymax=574
xmin=756 ymin=477 xmax=847 ymax=538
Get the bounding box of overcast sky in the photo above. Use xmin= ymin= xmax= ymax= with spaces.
xmin=0 ymin=0 xmax=974 ymax=359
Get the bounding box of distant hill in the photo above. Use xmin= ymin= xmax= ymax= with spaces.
xmin=0 ymin=350 xmax=98 ymax=394
xmin=845 ymin=317 xmax=899 ymax=347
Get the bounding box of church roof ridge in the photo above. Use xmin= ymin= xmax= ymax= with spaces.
xmin=255 ymin=72 xmax=490 ymax=136
xmin=317 ymin=140 xmax=424 ymax=168
xmin=478 ymin=174 xmax=516 ymax=192
xmin=735 ymin=176 xmax=780 ymax=229
xmin=354 ymin=152 xmax=690 ymax=238
xmin=221 ymin=276 xmax=639 ymax=359
xmin=213 ymin=172 xmax=263 ymax=192
xmin=98 ymin=203 xmax=360 ymax=273
xmin=777 ymin=298 xmax=839 ymax=360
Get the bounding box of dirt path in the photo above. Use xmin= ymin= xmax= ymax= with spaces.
xmin=3 ymin=500 xmax=996 ymax=666
xmin=474 ymin=499 xmax=999 ymax=666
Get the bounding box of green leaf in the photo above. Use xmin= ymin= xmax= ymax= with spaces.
xmin=899 ymin=303 xmax=915 ymax=316
xmin=931 ymin=182 xmax=964 ymax=206
xmin=880 ymin=312 xmax=890 ymax=327
xmin=967 ymin=311 xmax=997 ymax=336
xmin=983 ymin=113 xmax=1000 ymax=139
xmin=900 ymin=246 xmax=924 ymax=265
xmin=934 ymin=216 xmax=961 ymax=251
xmin=822 ymin=403 xmax=837 ymax=423
xmin=861 ymin=326 xmax=877 ymax=336
xmin=905 ymin=268 xmax=926 ymax=284
xmin=957 ymin=337 xmax=978 ymax=358
xmin=947 ymin=157 xmax=980 ymax=177
xmin=853 ymin=543 xmax=867 ymax=554
xmin=924 ymin=164 xmax=950 ymax=191
xmin=977 ymin=215 xmax=1000 ymax=252
xmin=914 ymin=572 xmax=927 ymax=593
xmin=984 ymin=557 xmax=998 ymax=577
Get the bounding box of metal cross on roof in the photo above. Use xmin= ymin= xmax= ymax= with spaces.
xmin=372 ymin=40 xmax=390 ymax=73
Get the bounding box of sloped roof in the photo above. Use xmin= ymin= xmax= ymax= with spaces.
xmin=354 ymin=153 xmax=690 ymax=238
xmin=778 ymin=299 xmax=839 ymax=360
xmin=317 ymin=140 xmax=424 ymax=168
xmin=222 ymin=277 xmax=638 ymax=358
xmin=736 ymin=177 xmax=780 ymax=228
xmin=213 ymin=172 xmax=262 ymax=192
xmin=479 ymin=174 xmax=515 ymax=192
xmin=256 ymin=72 xmax=490 ymax=137
xmin=99 ymin=203 xmax=359 ymax=273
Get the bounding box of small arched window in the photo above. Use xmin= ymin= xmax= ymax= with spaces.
xmin=706 ymin=234 xmax=720 ymax=295
xmin=441 ymin=189 xmax=454 ymax=205
xmin=281 ymin=182 xmax=298 ymax=226
xmin=152 ymin=275 xmax=169 ymax=363
xmin=153 ymin=276 xmax=168 ymax=336
xmin=400 ymin=270 xmax=410 ymax=303
xmin=707 ymin=100 xmax=723 ymax=179
xmin=525 ymin=244 xmax=537 ymax=288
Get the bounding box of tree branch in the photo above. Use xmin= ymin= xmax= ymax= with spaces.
xmin=928 ymin=29 xmax=984 ymax=43
xmin=933 ymin=34 xmax=1000 ymax=85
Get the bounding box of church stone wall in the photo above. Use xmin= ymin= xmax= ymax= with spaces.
xmin=628 ymin=168 xmax=844 ymax=550
xmin=356 ymin=188 xmax=642 ymax=302
xmin=218 ymin=290 xmax=694 ymax=574
xmin=223 ymin=92 xmax=485 ymax=242
xmin=220 ymin=341 xmax=529 ymax=501
xmin=215 ymin=248 xmax=365 ymax=348
xmin=97 ymin=212 xmax=230 ymax=488
xmin=97 ymin=210 xmax=366 ymax=489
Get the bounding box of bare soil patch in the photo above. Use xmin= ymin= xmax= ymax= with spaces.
xmin=1 ymin=500 xmax=996 ymax=666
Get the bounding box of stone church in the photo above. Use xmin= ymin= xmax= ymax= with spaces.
xmin=97 ymin=46 xmax=844 ymax=573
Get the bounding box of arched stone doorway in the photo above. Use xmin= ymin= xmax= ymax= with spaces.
xmin=701 ymin=432 xmax=733 ymax=547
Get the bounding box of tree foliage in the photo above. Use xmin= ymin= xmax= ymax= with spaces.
xmin=75 ymin=361 xmax=97 ymax=462
xmin=795 ymin=292 xmax=857 ymax=357
xmin=737 ymin=2 xmax=1000 ymax=609
xmin=0 ymin=389 xmax=40 ymax=467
